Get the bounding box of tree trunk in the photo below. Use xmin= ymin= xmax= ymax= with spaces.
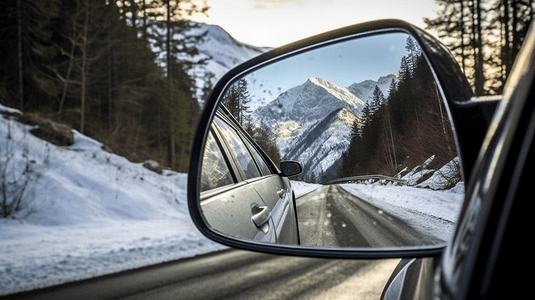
xmin=80 ymin=0 xmax=89 ymax=134
xmin=474 ymin=0 xmax=484 ymax=96
xmin=167 ymin=0 xmax=175 ymax=169
xmin=17 ymin=0 xmax=24 ymax=110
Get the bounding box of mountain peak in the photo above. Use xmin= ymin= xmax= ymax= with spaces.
xmin=347 ymin=74 xmax=398 ymax=102
xmin=302 ymin=77 xmax=365 ymax=112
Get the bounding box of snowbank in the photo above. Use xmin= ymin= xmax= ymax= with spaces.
xmin=0 ymin=112 xmax=225 ymax=296
xmin=339 ymin=183 xmax=464 ymax=242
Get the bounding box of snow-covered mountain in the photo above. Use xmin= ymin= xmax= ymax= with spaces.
xmin=251 ymin=77 xmax=368 ymax=181
xmin=347 ymin=74 xmax=398 ymax=104
xmin=283 ymin=108 xmax=358 ymax=182
xmin=190 ymin=23 xmax=270 ymax=82
xmin=253 ymin=77 xmax=364 ymax=129
xmin=146 ymin=21 xmax=269 ymax=101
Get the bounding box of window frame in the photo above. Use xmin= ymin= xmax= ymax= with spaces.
xmin=212 ymin=115 xmax=262 ymax=181
xmin=200 ymin=110 xmax=284 ymax=200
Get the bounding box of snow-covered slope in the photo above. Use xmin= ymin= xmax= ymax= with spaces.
xmin=191 ymin=23 xmax=270 ymax=81
xmin=148 ymin=21 xmax=269 ymax=100
xmin=283 ymin=108 xmax=358 ymax=181
xmin=0 ymin=105 xmax=226 ymax=295
xmin=253 ymin=77 xmax=364 ymax=129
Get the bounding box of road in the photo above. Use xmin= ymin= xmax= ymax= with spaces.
xmin=2 ymin=249 xmax=399 ymax=300
xmin=296 ymin=184 xmax=442 ymax=248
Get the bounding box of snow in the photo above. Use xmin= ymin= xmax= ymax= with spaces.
xmin=0 ymin=23 xmax=267 ymax=295
xmin=1 ymin=101 xmax=463 ymax=296
xmin=146 ymin=22 xmax=268 ymax=101
xmin=339 ymin=183 xmax=463 ymax=242
xmin=0 ymin=109 xmax=226 ymax=296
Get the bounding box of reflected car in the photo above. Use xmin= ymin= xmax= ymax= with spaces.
xmin=200 ymin=106 xmax=302 ymax=245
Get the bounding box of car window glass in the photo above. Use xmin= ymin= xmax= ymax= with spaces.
xmin=214 ymin=117 xmax=261 ymax=179
xmin=200 ymin=131 xmax=234 ymax=192
xmin=246 ymin=140 xmax=272 ymax=175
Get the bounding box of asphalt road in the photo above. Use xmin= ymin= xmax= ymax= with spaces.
xmin=2 ymin=249 xmax=399 ymax=300
xmin=296 ymin=184 xmax=442 ymax=248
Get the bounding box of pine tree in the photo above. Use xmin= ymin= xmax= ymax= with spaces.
xmin=0 ymin=0 xmax=61 ymax=111
xmin=426 ymin=0 xmax=534 ymax=95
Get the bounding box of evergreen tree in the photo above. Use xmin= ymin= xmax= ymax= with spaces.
xmin=339 ymin=40 xmax=457 ymax=180
xmin=425 ymin=0 xmax=534 ymax=95
xmin=222 ymin=78 xmax=252 ymax=127
xmin=0 ymin=0 xmax=61 ymax=111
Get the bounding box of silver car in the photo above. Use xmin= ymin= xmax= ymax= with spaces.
xmin=199 ymin=107 xmax=302 ymax=245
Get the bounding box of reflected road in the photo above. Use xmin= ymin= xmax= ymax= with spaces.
xmin=296 ymin=184 xmax=442 ymax=247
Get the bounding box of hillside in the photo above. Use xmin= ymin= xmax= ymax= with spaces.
xmin=0 ymin=104 xmax=226 ymax=295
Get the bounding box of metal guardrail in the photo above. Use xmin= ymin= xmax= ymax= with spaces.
xmin=325 ymin=175 xmax=407 ymax=185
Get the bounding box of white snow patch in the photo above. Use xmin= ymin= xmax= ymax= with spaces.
xmin=339 ymin=183 xmax=464 ymax=242
xmin=0 ymin=113 xmax=226 ymax=296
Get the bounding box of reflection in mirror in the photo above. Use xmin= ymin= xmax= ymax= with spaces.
xmin=199 ymin=32 xmax=464 ymax=249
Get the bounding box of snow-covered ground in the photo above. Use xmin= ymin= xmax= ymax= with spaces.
xmin=340 ymin=182 xmax=464 ymax=242
xmin=1 ymin=103 xmax=464 ymax=296
xmin=0 ymin=105 xmax=226 ymax=296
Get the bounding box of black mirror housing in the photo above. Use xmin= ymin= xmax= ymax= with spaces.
xmin=280 ymin=161 xmax=302 ymax=177
xmin=188 ymin=19 xmax=481 ymax=259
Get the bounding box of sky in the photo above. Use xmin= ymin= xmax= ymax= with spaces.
xmin=198 ymin=0 xmax=441 ymax=48
xmin=243 ymin=32 xmax=410 ymax=108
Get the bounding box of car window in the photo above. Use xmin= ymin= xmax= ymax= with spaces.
xmin=213 ymin=117 xmax=262 ymax=180
xmin=246 ymin=139 xmax=273 ymax=175
xmin=200 ymin=131 xmax=235 ymax=192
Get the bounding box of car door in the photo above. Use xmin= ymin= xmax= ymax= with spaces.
xmin=200 ymin=119 xmax=277 ymax=243
xmin=209 ymin=110 xmax=299 ymax=245
xmin=242 ymin=137 xmax=299 ymax=245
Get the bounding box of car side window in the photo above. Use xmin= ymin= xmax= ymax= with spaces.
xmin=246 ymin=140 xmax=273 ymax=175
xmin=213 ymin=117 xmax=262 ymax=180
xmin=200 ymin=131 xmax=235 ymax=192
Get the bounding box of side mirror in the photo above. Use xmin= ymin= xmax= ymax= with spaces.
xmin=280 ymin=161 xmax=302 ymax=177
xmin=188 ymin=19 xmax=491 ymax=258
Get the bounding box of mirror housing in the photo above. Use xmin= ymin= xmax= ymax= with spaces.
xmin=188 ymin=19 xmax=490 ymax=258
xmin=280 ymin=161 xmax=302 ymax=177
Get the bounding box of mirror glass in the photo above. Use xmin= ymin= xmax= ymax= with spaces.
xmin=199 ymin=32 xmax=464 ymax=249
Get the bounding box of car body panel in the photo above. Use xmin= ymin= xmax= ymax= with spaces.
xmin=199 ymin=108 xmax=300 ymax=245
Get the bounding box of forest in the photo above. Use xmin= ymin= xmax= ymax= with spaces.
xmin=425 ymin=0 xmax=535 ymax=95
xmin=221 ymin=78 xmax=282 ymax=167
xmin=1 ymin=0 xmax=534 ymax=173
xmin=0 ymin=0 xmax=211 ymax=172
xmin=338 ymin=37 xmax=459 ymax=187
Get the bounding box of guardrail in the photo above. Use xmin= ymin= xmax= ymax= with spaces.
xmin=325 ymin=175 xmax=407 ymax=185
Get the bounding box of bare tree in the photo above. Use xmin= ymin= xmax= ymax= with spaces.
xmin=0 ymin=118 xmax=50 ymax=218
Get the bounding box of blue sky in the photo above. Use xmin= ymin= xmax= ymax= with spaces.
xmin=241 ymin=32 xmax=410 ymax=108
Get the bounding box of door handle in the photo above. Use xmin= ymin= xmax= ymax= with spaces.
xmin=251 ymin=204 xmax=271 ymax=227
xmin=277 ymin=188 xmax=285 ymax=198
